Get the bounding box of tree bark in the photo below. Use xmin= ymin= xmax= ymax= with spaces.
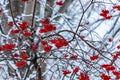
xmin=23 ymin=0 xmax=35 ymax=25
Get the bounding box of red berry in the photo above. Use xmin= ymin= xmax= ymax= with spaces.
xmin=90 ymin=55 xmax=99 ymax=60
xmin=18 ymin=21 xmax=28 ymax=30
xmin=13 ymin=53 xmax=19 ymax=58
xmin=70 ymin=55 xmax=78 ymax=60
xmin=62 ymin=70 xmax=71 ymax=76
xmin=8 ymin=21 xmax=14 ymax=27
xmin=56 ymin=1 xmax=63 ymax=6
xmin=23 ymin=30 xmax=32 ymax=37
xmin=32 ymin=45 xmax=38 ymax=50
xmin=108 ymin=38 xmax=113 ymax=42
xmin=11 ymin=29 xmax=20 ymax=34
xmin=22 ymin=0 xmax=29 ymax=2
xmin=40 ymin=18 xmax=50 ymax=24
xmin=100 ymin=73 xmax=111 ymax=80
xmin=73 ymin=67 xmax=80 ymax=73
xmin=2 ymin=43 xmax=16 ymax=51
xmin=21 ymin=55 xmax=28 ymax=60
xmin=44 ymin=45 xmax=52 ymax=52
xmin=16 ymin=61 xmax=27 ymax=68
xmin=0 ymin=8 xmax=3 ymax=14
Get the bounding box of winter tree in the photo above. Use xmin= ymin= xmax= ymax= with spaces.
xmin=0 ymin=0 xmax=120 ymax=80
